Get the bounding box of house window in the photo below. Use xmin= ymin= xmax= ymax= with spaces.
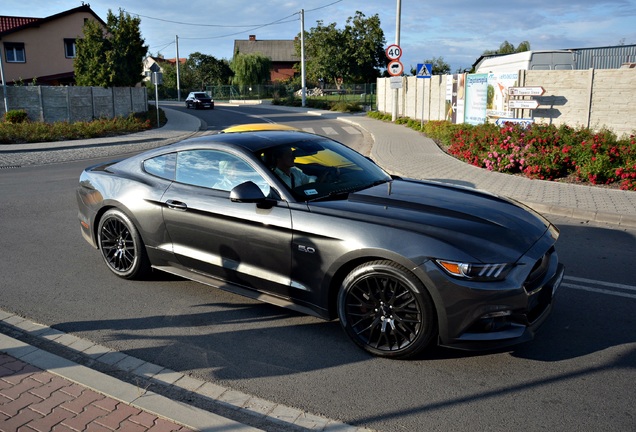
xmin=64 ymin=39 xmax=77 ymax=58
xmin=4 ymin=43 xmax=26 ymax=63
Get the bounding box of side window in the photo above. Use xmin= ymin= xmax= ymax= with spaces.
xmin=144 ymin=153 xmax=176 ymax=180
xmin=64 ymin=39 xmax=77 ymax=58
xmin=4 ymin=42 xmax=25 ymax=63
xmin=174 ymin=150 xmax=270 ymax=195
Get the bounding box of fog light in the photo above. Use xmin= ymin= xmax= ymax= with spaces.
xmin=478 ymin=310 xmax=512 ymax=332
xmin=481 ymin=310 xmax=512 ymax=319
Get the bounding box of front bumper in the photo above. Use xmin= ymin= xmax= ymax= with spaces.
xmin=196 ymin=101 xmax=214 ymax=109
xmin=440 ymin=262 xmax=564 ymax=350
xmin=416 ymin=230 xmax=564 ymax=351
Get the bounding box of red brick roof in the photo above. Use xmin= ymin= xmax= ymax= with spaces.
xmin=0 ymin=16 xmax=40 ymax=33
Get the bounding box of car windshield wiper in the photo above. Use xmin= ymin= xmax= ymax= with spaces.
xmin=308 ymin=179 xmax=391 ymax=202
xmin=367 ymin=179 xmax=390 ymax=188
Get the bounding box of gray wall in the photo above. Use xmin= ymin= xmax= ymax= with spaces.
xmin=0 ymin=86 xmax=148 ymax=122
xmin=377 ymin=69 xmax=636 ymax=136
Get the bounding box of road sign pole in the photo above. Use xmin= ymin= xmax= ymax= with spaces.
xmin=421 ymin=78 xmax=425 ymax=128
xmin=392 ymin=0 xmax=401 ymax=122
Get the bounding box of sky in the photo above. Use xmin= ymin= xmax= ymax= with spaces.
xmin=4 ymin=0 xmax=636 ymax=73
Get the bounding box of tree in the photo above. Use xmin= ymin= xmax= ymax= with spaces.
xmin=75 ymin=9 xmax=148 ymax=87
xmin=482 ymin=40 xmax=531 ymax=56
xmin=298 ymin=11 xmax=385 ymax=86
xmin=74 ymin=20 xmax=109 ymax=86
xmin=409 ymin=56 xmax=451 ymax=76
xmin=188 ymin=52 xmax=232 ymax=88
xmin=230 ymin=52 xmax=271 ymax=85
xmin=342 ymin=12 xmax=386 ymax=83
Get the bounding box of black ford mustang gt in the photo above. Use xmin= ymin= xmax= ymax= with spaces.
xmin=76 ymin=129 xmax=564 ymax=358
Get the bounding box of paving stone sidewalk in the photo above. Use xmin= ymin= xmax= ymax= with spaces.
xmin=0 ymin=352 xmax=194 ymax=432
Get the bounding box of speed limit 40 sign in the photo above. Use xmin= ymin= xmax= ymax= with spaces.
xmin=385 ymin=44 xmax=402 ymax=60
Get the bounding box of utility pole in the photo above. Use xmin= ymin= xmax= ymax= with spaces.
xmin=175 ymin=35 xmax=181 ymax=102
xmin=300 ymin=9 xmax=306 ymax=107
xmin=392 ymin=0 xmax=402 ymax=122
xmin=0 ymin=48 xmax=8 ymax=114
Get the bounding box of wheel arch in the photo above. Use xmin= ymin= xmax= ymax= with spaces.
xmin=92 ymin=202 xmax=142 ymax=246
xmin=323 ymin=250 xmax=438 ymax=321
xmin=335 ymin=258 xmax=440 ymax=358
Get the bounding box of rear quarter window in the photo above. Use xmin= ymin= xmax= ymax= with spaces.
xmin=144 ymin=153 xmax=176 ymax=180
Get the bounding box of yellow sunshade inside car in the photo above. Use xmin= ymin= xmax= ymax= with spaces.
xmin=222 ymin=123 xmax=299 ymax=133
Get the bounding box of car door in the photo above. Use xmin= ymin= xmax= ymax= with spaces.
xmin=161 ymin=149 xmax=294 ymax=296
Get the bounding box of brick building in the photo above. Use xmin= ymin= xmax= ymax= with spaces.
xmin=233 ymin=35 xmax=299 ymax=82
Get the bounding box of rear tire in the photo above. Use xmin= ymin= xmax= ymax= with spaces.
xmin=97 ymin=209 xmax=150 ymax=279
xmin=338 ymin=260 xmax=437 ymax=358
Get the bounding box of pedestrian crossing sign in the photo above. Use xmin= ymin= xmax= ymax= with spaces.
xmin=417 ymin=63 xmax=432 ymax=78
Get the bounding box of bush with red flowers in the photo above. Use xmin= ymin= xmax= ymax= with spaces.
xmin=366 ymin=111 xmax=636 ymax=191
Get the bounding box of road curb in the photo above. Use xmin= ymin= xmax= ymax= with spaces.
xmin=0 ymin=309 xmax=374 ymax=432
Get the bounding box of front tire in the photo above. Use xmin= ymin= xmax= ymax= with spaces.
xmin=338 ymin=260 xmax=437 ymax=358
xmin=97 ymin=209 xmax=150 ymax=279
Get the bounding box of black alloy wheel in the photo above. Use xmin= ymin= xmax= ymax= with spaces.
xmin=97 ymin=209 xmax=150 ymax=279
xmin=338 ymin=260 xmax=437 ymax=358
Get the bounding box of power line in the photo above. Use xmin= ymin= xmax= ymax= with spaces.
xmin=179 ymin=18 xmax=299 ymax=41
xmin=129 ymin=1 xmax=344 ymax=51
xmin=123 ymin=0 xmax=343 ymax=41
xmin=122 ymin=9 xmax=299 ymax=29
xmin=304 ymin=0 xmax=343 ymax=13
xmin=149 ymin=40 xmax=175 ymax=52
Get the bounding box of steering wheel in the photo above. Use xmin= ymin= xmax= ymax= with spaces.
xmin=319 ymin=167 xmax=340 ymax=183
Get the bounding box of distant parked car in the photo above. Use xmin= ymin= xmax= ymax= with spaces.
xmin=185 ymin=92 xmax=214 ymax=109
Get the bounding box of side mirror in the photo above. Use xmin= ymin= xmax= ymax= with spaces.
xmin=230 ymin=181 xmax=268 ymax=203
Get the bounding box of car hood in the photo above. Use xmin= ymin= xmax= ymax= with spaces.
xmin=309 ymin=179 xmax=553 ymax=263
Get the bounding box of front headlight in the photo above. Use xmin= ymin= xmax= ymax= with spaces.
xmin=435 ymin=260 xmax=513 ymax=281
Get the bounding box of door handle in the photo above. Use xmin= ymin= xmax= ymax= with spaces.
xmin=165 ymin=200 xmax=187 ymax=210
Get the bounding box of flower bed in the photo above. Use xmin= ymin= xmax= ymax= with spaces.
xmin=367 ymin=112 xmax=636 ymax=191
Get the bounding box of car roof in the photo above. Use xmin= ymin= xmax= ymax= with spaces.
xmin=111 ymin=130 xmax=327 ymax=173
xmin=164 ymin=130 xmax=325 ymax=154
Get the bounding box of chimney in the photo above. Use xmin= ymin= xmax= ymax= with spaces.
xmin=249 ymin=35 xmax=256 ymax=41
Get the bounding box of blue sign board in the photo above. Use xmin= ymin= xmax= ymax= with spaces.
xmin=416 ymin=63 xmax=433 ymax=78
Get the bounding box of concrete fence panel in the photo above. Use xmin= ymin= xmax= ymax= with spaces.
xmin=41 ymin=86 xmax=70 ymax=123
xmin=0 ymin=86 xmax=147 ymax=123
xmin=68 ymin=87 xmax=94 ymax=122
xmin=378 ymin=69 xmax=636 ymax=136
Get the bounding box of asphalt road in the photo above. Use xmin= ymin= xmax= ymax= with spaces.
xmin=0 ymin=104 xmax=634 ymax=432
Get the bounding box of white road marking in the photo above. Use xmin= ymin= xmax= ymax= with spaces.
xmin=562 ymin=276 xmax=636 ymax=299
xmin=342 ymin=126 xmax=361 ymax=134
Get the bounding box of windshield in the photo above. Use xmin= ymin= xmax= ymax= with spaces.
xmin=258 ymin=136 xmax=391 ymax=201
